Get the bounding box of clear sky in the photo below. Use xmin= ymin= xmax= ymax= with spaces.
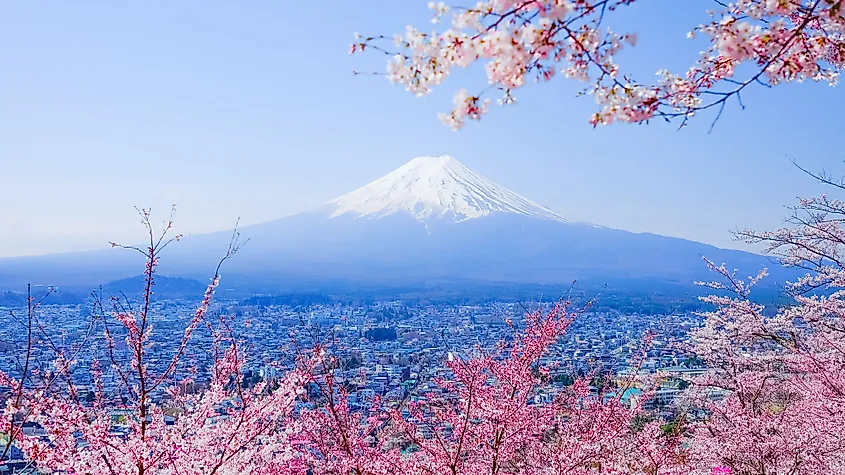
xmin=1 ymin=1 xmax=842 ymax=257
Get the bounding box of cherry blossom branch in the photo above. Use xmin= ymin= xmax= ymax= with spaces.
xmin=352 ymin=0 xmax=843 ymax=129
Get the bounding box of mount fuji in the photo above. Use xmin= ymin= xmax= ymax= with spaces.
xmin=0 ymin=156 xmax=783 ymax=294
xmin=328 ymin=155 xmax=575 ymax=224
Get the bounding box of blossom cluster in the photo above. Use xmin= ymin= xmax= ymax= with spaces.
xmin=685 ymin=189 xmax=845 ymax=474
xmin=351 ymin=0 xmax=844 ymax=128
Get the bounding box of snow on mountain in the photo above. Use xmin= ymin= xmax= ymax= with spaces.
xmin=328 ymin=155 xmax=577 ymax=223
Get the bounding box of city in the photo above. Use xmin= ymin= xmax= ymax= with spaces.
xmin=0 ymin=293 xmax=712 ymax=468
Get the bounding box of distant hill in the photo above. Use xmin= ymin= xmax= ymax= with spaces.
xmin=101 ymin=275 xmax=209 ymax=299
xmin=0 ymin=289 xmax=83 ymax=307
xmin=0 ymin=276 xmax=209 ymax=307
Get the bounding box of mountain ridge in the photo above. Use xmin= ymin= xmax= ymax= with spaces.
xmin=0 ymin=155 xmax=788 ymax=293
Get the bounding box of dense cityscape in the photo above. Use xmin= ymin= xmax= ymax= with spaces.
xmin=0 ymin=295 xmax=712 ymax=471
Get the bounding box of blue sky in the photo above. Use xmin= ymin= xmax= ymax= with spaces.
xmin=1 ymin=1 xmax=842 ymax=257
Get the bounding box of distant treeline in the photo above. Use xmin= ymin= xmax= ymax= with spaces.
xmin=236 ymin=282 xmax=789 ymax=315
xmin=1 ymin=276 xmax=792 ymax=315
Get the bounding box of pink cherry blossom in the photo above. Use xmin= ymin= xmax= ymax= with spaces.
xmin=352 ymin=0 xmax=843 ymax=128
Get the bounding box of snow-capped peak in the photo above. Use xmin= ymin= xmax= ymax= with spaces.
xmin=328 ymin=155 xmax=576 ymax=223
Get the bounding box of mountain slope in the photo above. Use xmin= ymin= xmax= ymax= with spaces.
xmin=0 ymin=156 xmax=787 ymax=293
xmin=328 ymin=155 xmax=576 ymax=223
